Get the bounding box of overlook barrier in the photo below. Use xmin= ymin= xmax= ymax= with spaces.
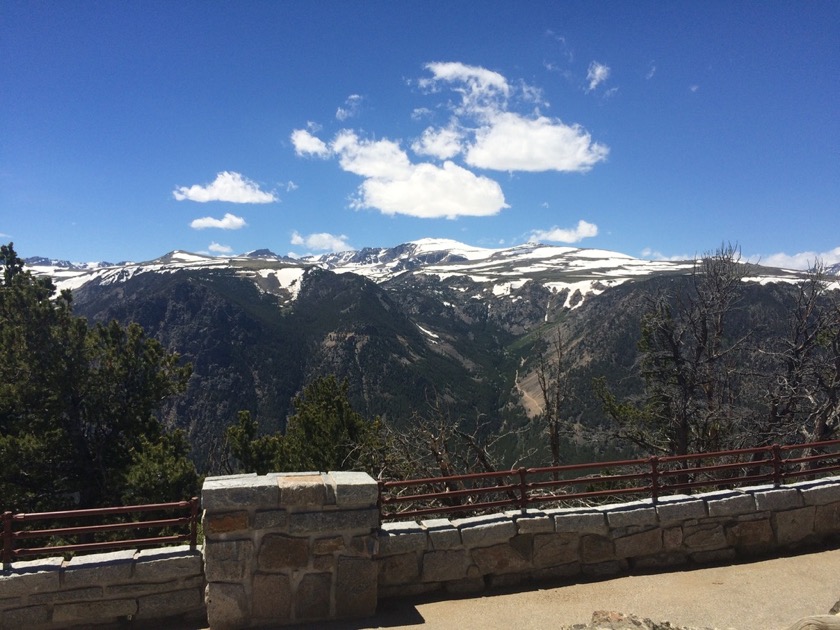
xmin=378 ymin=439 xmax=840 ymax=521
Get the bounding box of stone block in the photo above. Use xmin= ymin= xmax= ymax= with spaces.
xmin=295 ymin=572 xmax=332 ymax=621
xmin=655 ymin=497 xmax=707 ymax=524
xmin=202 ymin=473 xmax=280 ymax=511
xmin=632 ymin=551 xmax=688 ymax=570
xmin=336 ymin=555 xmax=377 ymax=618
xmin=752 ymin=487 xmax=803 ymax=511
xmin=533 ymin=533 xmax=579 ymax=568
xmin=553 ymin=510 xmax=608 ymax=535
xmin=422 ymin=519 xmax=461 ymax=550
xmin=137 ymin=587 xmax=204 ymax=619
xmin=726 ymin=518 xmax=774 ymax=550
xmin=457 ymin=516 xmax=516 ymax=548
xmin=328 ymin=471 xmax=379 ymax=508
xmin=378 ymin=551 xmax=420 ymax=585
xmin=663 ymin=526 xmax=683 ymax=550
xmin=421 ymin=549 xmax=470 ymax=583
xmin=0 ymin=564 xmax=60 ymax=597
xmin=29 ymin=586 xmax=102 ymax=604
xmin=254 ymin=509 xmax=288 ymax=531
xmin=614 ymin=528 xmax=663 ymax=559
xmin=203 ymin=539 xmax=253 ymax=582
xmin=288 ymin=508 xmax=378 ymax=535
xmin=378 ymin=521 xmax=427 ymax=555
xmin=204 ymin=510 xmax=249 ymax=536
xmin=580 ymin=535 xmax=615 ymax=563
xmin=705 ymin=492 xmax=756 ymax=517
xmin=258 ymin=534 xmax=309 ymax=571
xmin=1 ymin=605 xmax=50 ymax=627
xmin=134 ymin=546 xmax=203 ymax=582
xmin=773 ymin=506 xmax=816 ymax=545
xmin=251 ymin=572 xmax=292 ymax=620
xmin=581 ymin=559 xmax=627 ymax=577
xmin=444 ymin=576 xmax=485 ymax=595
xmin=604 ymin=505 xmax=658 ymax=529
xmin=815 ymin=502 xmax=840 ymax=534
xmin=530 ymin=561 xmax=581 ymax=581
xmin=349 ymin=534 xmax=376 ymax=556
xmin=800 ymin=483 xmax=840 ymax=506
xmin=205 ymin=581 xmax=249 ymax=630
xmin=278 ymin=473 xmax=329 ymax=507
xmin=683 ymin=523 xmax=727 ymax=551
xmin=53 ymin=598 xmax=138 ymax=624
xmin=313 ymin=536 xmax=345 ymax=555
xmin=472 ymin=542 xmax=531 ymax=575
xmin=513 ymin=510 xmax=555 ymax=534
xmin=62 ymin=549 xmax=135 ymax=588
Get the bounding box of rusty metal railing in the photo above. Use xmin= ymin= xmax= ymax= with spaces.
xmin=2 ymin=497 xmax=199 ymax=566
xmin=378 ymin=439 xmax=840 ymax=521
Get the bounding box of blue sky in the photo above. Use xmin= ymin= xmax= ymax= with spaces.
xmin=2 ymin=1 xmax=838 ymax=268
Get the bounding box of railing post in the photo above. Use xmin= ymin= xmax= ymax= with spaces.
xmin=772 ymin=444 xmax=783 ymax=486
xmin=517 ymin=468 xmax=528 ymax=510
xmin=377 ymin=479 xmax=385 ymax=521
xmin=3 ymin=511 xmax=13 ymax=566
xmin=649 ymin=456 xmax=660 ymax=503
xmin=189 ymin=497 xmax=199 ymax=549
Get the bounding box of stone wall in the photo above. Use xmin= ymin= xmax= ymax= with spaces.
xmin=377 ymin=477 xmax=840 ymax=598
xmin=201 ymin=471 xmax=379 ymax=629
xmin=0 ymin=545 xmax=204 ymax=629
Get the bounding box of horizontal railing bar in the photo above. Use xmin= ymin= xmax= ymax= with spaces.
xmin=783 ymin=463 xmax=840 ymax=479
xmin=658 ymin=459 xmax=771 ymax=477
xmin=659 ymin=472 xmax=774 ymax=493
xmin=13 ymin=516 xmax=191 ymax=540
xmin=526 ymin=458 xmax=649 ymax=475
xmin=382 ymin=498 xmax=518 ymax=520
xmin=528 ymin=485 xmax=651 ymax=503
xmin=526 ymin=471 xmax=650 ymax=492
xmin=381 ymin=484 xmax=519 ymax=505
xmin=380 ymin=469 xmax=515 ymax=489
xmin=12 ymin=500 xmax=193 ymax=522
xmin=778 ymin=439 xmax=840 ymax=453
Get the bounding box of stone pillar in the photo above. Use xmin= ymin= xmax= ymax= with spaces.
xmin=201 ymin=471 xmax=379 ymax=629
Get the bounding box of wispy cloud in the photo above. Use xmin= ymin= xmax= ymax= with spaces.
xmin=645 ymin=62 xmax=656 ymax=80
xmin=208 ymin=242 xmax=233 ymax=254
xmin=751 ymin=247 xmax=840 ymax=270
xmin=530 ymin=220 xmax=598 ymax=244
xmin=640 ymin=247 xmax=691 ymax=261
xmin=336 ymin=94 xmax=363 ymax=121
xmin=586 ymin=61 xmax=611 ymax=92
xmin=291 ymin=230 xmax=351 ymax=252
xmin=190 ymin=213 xmax=247 ymax=230
xmin=173 ymin=171 xmax=277 ymax=203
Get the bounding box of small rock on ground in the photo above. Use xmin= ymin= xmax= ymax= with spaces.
xmin=561 ymin=610 xmax=728 ymax=630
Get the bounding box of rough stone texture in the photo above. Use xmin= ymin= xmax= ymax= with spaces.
xmin=63 ymin=549 xmax=136 ymax=588
xmin=614 ymin=528 xmax=663 ymax=559
xmin=656 ymin=497 xmax=707 ymax=524
xmin=553 ymin=510 xmax=608 ymax=535
xmin=773 ymin=506 xmax=816 ymax=545
xmin=258 ymin=534 xmax=309 ymax=571
xmin=251 ymin=573 xmax=292 ymax=621
xmin=202 ymin=474 xmax=281 ymax=511
xmin=336 ymin=555 xmax=378 ymax=618
xmin=533 ymin=533 xmax=579 ymax=568
xmin=799 ymin=481 xmax=840 ymax=506
xmin=206 ymin=581 xmax=249 ymax=630
xmin=604 ymin=505 xmax=658 ymax=529
xmin=704 ymin=492 xmax=757 ymax=517
xmin=560 ymin=610 xmax=720 ymax=630
xmin=205 ymin=510 xmax=250 ymax=536
xmin=253 ymin=509 xmax=288 ymax=530
xmin=279 ymin=473 xmax=328 ymax=507
xmin=422 ymin=549 xmax=470 ymax=582
xmin=204 ymin=539 xmax=254 ymax=582
xmin=329 ymin=471 xmax=379 ymax=507
xmin=378 ymin=552 xmax=420 ymax=585
xmin=288 ymin=507 xmax=378 ymax=535
xmin=683 ymin=523 xmax=728 ymax=551
xmin=134 ymin=546 xmax=203 ymax=581
xmin=423 ymin=519 xmax=462 ymax=550
xmin=295 ymin=572 xmax=332 ymax=621
xmin=472 ymin=541 xmax=531 ymax=575
xmin=752 ymin=487 xmax=803 ymax=511
xmin=136 ymin=587 xmax=204 ymax=620
xmin=53 ymin=598 xmax=138 ymax=623
xmin=457 ymin=516 xmax=517 ymax=548
xmin=726 ymin=518 xmax=774 ymax=550
xmin=815 ymin=502 xmax=840 ymax=534
xmin=580 ymin=535 xmax=615 ymax=564
xmin=378 ymin=521 xmax=427 ymax=555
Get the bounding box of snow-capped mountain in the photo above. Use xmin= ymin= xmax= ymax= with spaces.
xmin=26 ymin=238 xmax=813 ymax=311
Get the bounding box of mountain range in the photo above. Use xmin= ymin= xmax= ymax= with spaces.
xmin=25 ymin=240 xmax=835 ymax=471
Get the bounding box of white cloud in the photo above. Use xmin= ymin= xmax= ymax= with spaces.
xmin=354 ymin=159 xmax=507 ymax=219
xmin=640 ymin=247 xmax=690 ymax=261
xmin=190 ymin=213 xmax=247 ymax=230
xmin=753 ymin=247 xmax=840 ymax=270
xmin=421 ymin=61 xmax=510 ymax=117
xmin=411 ymin=126 xmax=463 ymax=159
xmin=208 ymin=242 xmax=233 ymax=254
xmin=336 ymin=94 xmax=363 ymax=121
xmin=530 ymin=220 xmax=598 ymax=243
xmin=285 ymin=181 xmax=298 ymax=192
xmin=586 ymin=61 xmax=610 ymax=92
xmin=646 ymin=63 xmax=656 ymax=80
xmin=173 ymin=171 xmax=277 ymax=203
xmin=332 ymin=131 xmax=412 ymax=180
xmin=291 ymin=231 xmax=351 ymax=252
xmin=689 ymin=85 xmax=700 ymax=93
xmin=466 ymin=112 xmax=609 ymax=172
xmin=291 ymin=129 xmax=331 ymax=157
